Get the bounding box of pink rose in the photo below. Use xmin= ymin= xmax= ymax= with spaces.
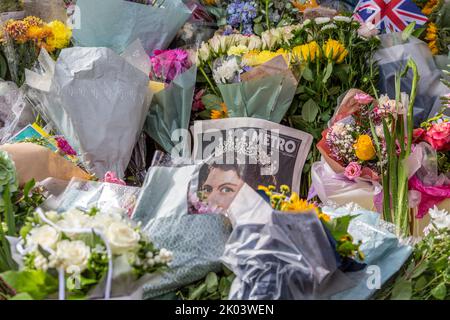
xmin=103 ymin=171 xmax=126 ymax=186
xmin=344 ymin=162 xmax=362 ymax=181
xmin=424 ymin=122 xmax=450 ymax=151
xmin=354 ymin=93 xmax=374 ymax=105
xmin=192 ymin=88 xmax=206 ymax=112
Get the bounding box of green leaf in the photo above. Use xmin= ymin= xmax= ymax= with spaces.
xmin=431 ymin=283 xmax=447 ymax=300
xmin=391 ymin=279 xmax=412 ymax=300
xmin=0 ymin=270 xmax=58 ymax=300
xmin=189 ymin=283 xmax=207 ymax=300
xmin=402 ymin=22 xmax=416 ymax=41
xmin=323 ymin=62 xmax=333 ymax=83
xmin=205 ymin=272 xmax=219 ymax=293
xmin=253 ymin=16 xmax=263 ymax=23
xmin=411 ymin=262 xmax=428 ymax=279
xmin=0 ymin=52 xmax=7 ymax=80
xmin=23 ymin=179 xmax=36 ymax=201
xmin=253 ymin=23 xmax=264 ymax=36
xmin=412 ymin=27 xmax=426 ymax=38
xmin=9 ymin=292 xmax=34 ymax=300
xmin=301 ymin=99 xmax=319 ymax=123
xmin=2 ymin=186 xmax=15 ymax=237
xmin=324 ymin=215 xmax=357 ymax=241
xmin=414 ymin=276 xmax=427 ymax=291
xmin=328 ymin=86 xmax=341 ymax=96
xmin=302 ymin=67 xmax=314 ymax=82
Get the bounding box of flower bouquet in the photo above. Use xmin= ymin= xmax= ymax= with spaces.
xmin=144 ymin=48 xmax=197 ymax=153
xmin=3 ymin=206 xmax=173 ymax=299
xmin=409 ymin=101 xmax=450 ymax=217
xmin=25 ymin=42 xmax=151 ymax=179
xmin=72 ymin=0 xmax=191 ymax=54
xmin=0 ymin=16 xmax=72 ymax=86
xmin=195 ymin=31 xmax=298 ymax=123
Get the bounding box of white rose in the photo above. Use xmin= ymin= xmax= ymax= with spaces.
xmin=105 ymin=222 xmax=140 ymax=255
xmin=90 ymin=211 xmax=123 ymax=233
xmin=57 ymin=209 xmax=91 ymax=232
xmin=55 ymin=240 xmax=91 ymax=273
xmin=429 ymin=206 xmax=450 ymax=230
xmin=28 ymin=225 xmax=60 ymax=250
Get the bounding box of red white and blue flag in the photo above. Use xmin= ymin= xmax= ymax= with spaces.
xmin=353 ymin=0 xmax=428 ymax=33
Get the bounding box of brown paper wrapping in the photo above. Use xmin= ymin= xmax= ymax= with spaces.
xmin=0 ymin=143 xmax=91 ymax=186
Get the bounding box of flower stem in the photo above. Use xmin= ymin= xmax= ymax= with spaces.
xmin=199 ymin=66 xmax=219 ymax=96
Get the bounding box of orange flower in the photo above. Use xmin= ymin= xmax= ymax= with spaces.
xmin=291 ymin=0 xmax=319 ymax=12
xmin=210 ymin=103 xmax=228 ymax=119
xmin=3 ymin=20 xmax=29 ymax=43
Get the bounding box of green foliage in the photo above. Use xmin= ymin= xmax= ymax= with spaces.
xmin=177 ymin=267 xmax=235 ymax=300
xmin=376 ymin=227 xmax=450 ymax=300
xmin=0 ymin=270 xmax=58 ymax=300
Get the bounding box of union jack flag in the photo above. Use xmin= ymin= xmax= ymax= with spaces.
xmin=353 ymin=0 xmax=428 ymax=33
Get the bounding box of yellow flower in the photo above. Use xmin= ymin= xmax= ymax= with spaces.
xmin=421 ymin=0 xmax=438 ymax=15
xmin=26 ymin=25 xmax=52 ymax=41
xmin=425 ymin=23 xmax=439 ymax=55
xmin=354 ymin=134 xmax=376 ymax=161
xmin=3 ymin=20 xmax=29 ymax=43
xmin=23 ymin=16 xmax=44 ymax=28
xmin=258 ymin=185 xmax=272 ymax=196
xmin=323 ymin=39 xmax=348 ymax=64
xmin=318 ymin=213 xmax=331 ymax=223
xmin=292 ymin=41 xmax=321 ymax=63
xmin=227 ymin=45 xmax=249 ymax=56
xmin=242 ymin=49 xmax=289 ymax=67
xmin=281 ymin=192 xmax=320 ymax=214
xmin=291 ymin=0 xmax=319 ymax=12
xmin=46 ymin=20 xmax=72 ymax=51
xmin=280 ymin=185 xmax=290 ymax=194
xmin=210 ymin=103 xmax=228 ymax=119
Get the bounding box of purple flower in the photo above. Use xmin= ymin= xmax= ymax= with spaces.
xmin=149 ymin=49 xmax=192 ymax=83
xmin=55 ymin=137 xmax=77 ymax=156
xmin=226 ymin=0 xmax=257 ymax=35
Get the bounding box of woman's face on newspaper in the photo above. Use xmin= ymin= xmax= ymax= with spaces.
xmin=201 ymin=167 xmax=245 ymax=210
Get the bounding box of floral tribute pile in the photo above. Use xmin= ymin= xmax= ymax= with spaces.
xmin=0 ymin=0 xmax=449 ymax=301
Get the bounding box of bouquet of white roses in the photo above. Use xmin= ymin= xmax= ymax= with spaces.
xmin=8 ymin=207 xmax=173 ymax=300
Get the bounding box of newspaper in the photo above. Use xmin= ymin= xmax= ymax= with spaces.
xmin=190 ymin=118 xmax=313 ymax=210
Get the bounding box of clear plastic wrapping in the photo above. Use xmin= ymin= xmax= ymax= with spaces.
xmin=25 ymin=44 xmax=152 ymax=178
xmin=131 ymin=162 xmax=232 ymax=299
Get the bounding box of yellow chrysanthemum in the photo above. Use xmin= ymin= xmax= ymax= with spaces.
xmin=421 ymin=0 xmax=438 ymax=15
xmin=227 ymin=45 xmax=249 ymax=56
xmin=323 ymin=39 xmax=348 ymax=64
xmin=354 ymin=134 xmax=376 ymax=161
xmin=281 ymin=192 xmax=320 ymax=214
xmin=292 ymin=41 xmax=321 ymax=63
xmin=3 ymin=20 xmax=29 ymax=43
xmin=425 ymin=22 xmax=439 ymax=55
xmin=23 ymin=16 xmax=44 ymax=28
xmin=210 ymin=103 xmax=228 ymax=119
xmin=46 ymin=20 xmax=72 ymax=51
xmin=242 ymin=49 xmax=289 ymax=67
xmin=26 ymin=25 xmax=52 ymax=41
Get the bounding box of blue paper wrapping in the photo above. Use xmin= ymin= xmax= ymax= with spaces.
xmin=73 ymin=0 xmax=192 ymax=54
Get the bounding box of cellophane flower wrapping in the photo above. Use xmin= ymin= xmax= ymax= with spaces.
xmin=144 ymin=65 xmax=197 ymax=153
xmin=0 ymin=81 xmax=36 ymax=143
xmin=131 ymin=163 xmax=232 ymax=299
xmin=24 ymin=44 xmax=152 ymax=178
xmin=221 ymin=184 xmax=354 ymax=300
xmin=374 ymin=34 xmax=448 ymax=126
xmin=407 ymin=142 xmax=450 ymax=218
xmin=72 ymin=0 xmax=192 ymax=55
xmin=322 ymin=204 xmax=413 ymax=300
xmin=218 ymin=55 xmax=298 ymax=124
